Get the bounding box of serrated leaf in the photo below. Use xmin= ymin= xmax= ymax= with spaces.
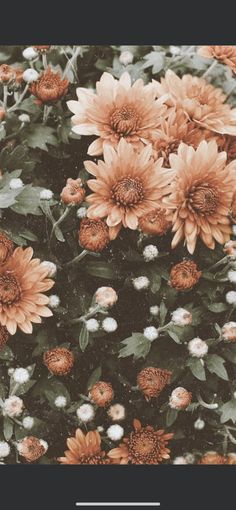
xmin=3 ymin=417 xmax=14 ymax=441
xmin=119 ymin=333 xmax=151 ymax=359
xmin=220 ymin=399 xmax=236 ymax=424
xmin=79 ymin=323 xmax=90 ymax=352
xmin=142 ymin=51 xmax=165 ymax=73
xmin=206 ymin=354 xmax=228 ymax=380
xmin=87 ymin=366 xmax=102 ymax=390
xmin=27 ymin=125 xmax=58 ymax=151
xmin=0 ymin=186 xmax=22 ymax=208
xmin=11 ymin=185 xmax=45 ymax=216
xmin=187 ymin=358 xmax=206 ymax=381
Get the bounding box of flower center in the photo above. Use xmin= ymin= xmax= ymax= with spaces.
xmin=129 ymin=431 xmax=158 ymax=462
xmin=110 ymin=105 xmax=139 ymax=135
xmin=0 ymin=272 xmax=21 ymax=305
xmin=188 ymin=184 xmax=219 ymax=214
xmin=112 ymin=176 xmax=144 ymax=207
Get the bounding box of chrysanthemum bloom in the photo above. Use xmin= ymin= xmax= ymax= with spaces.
xmin=78 ymin=218 xmax=110 ymax=252
xmin=94 ymin=287 xmax=118 ymax=308
xmin=108 ymin=404 xmax=126 ymax=421
xmin=85 ymin=139 xmax=175 ymax=240
xmin=216 ymin=134 xmax=236 ymax=163
xmin=0 ymin=231 xmax=14 ymax=265
xmin=223 ymin=240 xmax=236 ymax=258
xmin=58 ymin=428 xmax=110 ymax=465
xmin=33 ymin=45 xmax=51 ymax=52
xmin=67 ymin=71 xmax=168 ymax=156
xmin=139 ymin=207 xmax=171 ymax=236
xmin=0 ymin=64 xmax=15 ymax=83
xmin=30 ymin=67 xmax=69 ymax=105
xmin=43 ymin=347 xmax=74 ymax=376
xmin=108 ymin=419 xmax=173 ymax=464
xmin=17 ymin=436 xmax=47 ymax=463
xmin=60 ymin=178 xmax=85 ymax=205
xmin=89 ymin=381 xmax=114 ymax=407
xmin=199 ymin=451 xmax=226 ymax=465
xmin=137 ymin=367 xmax=172 ymax=400
xmin=164 ymin=140 xmax=236 ymax=254
xmin=222 ymin=321 xmax=236 ymax=342
xmin=169 ymin=387 xmax=192 ymax=410
xmin=155 ymin=70 xmax=236 ymax=135
xmin=198 ymin=46 xmax=236 ymax=74
xmin=0 ymin=325 xmax=9 ymax=351
xmin=0 ymin=247 xmax=54 ymax=335
xmin=169 ymin=260 xmax=201 ymax=290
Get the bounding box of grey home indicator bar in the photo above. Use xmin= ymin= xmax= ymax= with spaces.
xmin=75 ymin=504 xmax=161 ymax=507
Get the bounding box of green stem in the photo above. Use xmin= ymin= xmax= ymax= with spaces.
xmin=202 ymin=59 xmax=217 ymax=79
xmin=3 ymin=85 xmax=8 ymax=108
xmin=50 ymin=206 xmax=71 ymax=243
xmin=42 ymin=53 xmax=48 ymax=69
xmin=70 ymin=304 xmax=102 ymax=325
xmin=65 ymin=249 xmax=89 ymax=267
xmin=197 ymin=391 xmax=218 ymax=410
xmin=207 ymin=256 xmax=228 ymax=272
xmin=7 ymin=84 xmax=29 ymax=113
xmin=62 ymin=46 xmax=81 ymax=79
xmin=43 ymin=104 xmax=52 ymax=124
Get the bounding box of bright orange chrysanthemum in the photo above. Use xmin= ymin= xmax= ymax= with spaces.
xmin=163 ymin=140 xmax=236 ymax=254
xmin=198 ymin=46 xmax=236 ymax=74
xmin=67 ymin=71 xmax=168 ymax=155
xmin=0 ymin=247 xmax=54 ymax=335
xmin=154 ymin=70 xmax=236 ymax=136
xmin=84 ymin=139 xmax=175 ymax=240
xmin=58 ymin=428 xmax=110 ymax=465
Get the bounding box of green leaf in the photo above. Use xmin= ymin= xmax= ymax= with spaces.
xmin=3 ymin=417 xmax=14 ymax=441
xmin=87 ymin=366 xmax=102 ymax=390
xmin=0 ymin=186 xmax=22 ymax=207
xmin=19 ymin=97 xmax=40 ymax=114
xmin=86 ymin=261 xmax=120 ymax=280
xmin=207 ymin=303 xmax=228 ymax=313
xmin=159 ymin=301 xmax=167 ymax=327
xmin=150 ymin=273 xmax=162 ymax=294
xmin=166 ymin=327 xmax=181 ymax=344
xmin=220 ymin=399 xmax=236 ymax=424
xmin=20 ymin=230 xmax=39 ymax=242
xmin=166 ymin=408 xmax=178 ymax=427
xmin=206 ymin=354 xmax=228 ymax=380
xmin=142 ymin=51 xmax=165 ymax=73
xmin=0 ymin=169 xmax=22 ymax=188
xmin=187 ymin=358 xmax=206 ymax=381
xmin=27 ymin=125 xmax=58 ymax=151
xmin=222 ymin=345 xmax=236 ymax=364
xmin=79 ymin=323 xmax=90 ymax=352
xmin=119 ymin=333 xmax=151 ymax=360
xmin=0 ymin=345 xmax=14 ymax=361
xmin=11 ymin=185 xmax=45 ymax=216
xmin=44 ymin=378 xmax=71 ymax=407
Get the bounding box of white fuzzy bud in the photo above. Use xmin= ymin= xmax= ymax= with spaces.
xmin=2 ymin=396 xmax=24 ymax=417
xmin=143 ymin=326 xmax=158 ymax=341
xmin=107 ymin=424 xmax=124 ymax=441
xmin=102 ymin=317 xmax=118 ymax=333
xmin=133 ymin=276 xmax=150 ymax=291
xmin=76 ymin=207 xmax=87 ymax=219
xmin=173 ymin=456 xmax=187 ymax=464
xmin=171 ymin=308 xmax=192 ymax=326
xmin=54 ymin=396 xmax=67 ymax=408
xmin=22 ymin=416 xmax=34 ymax=430
xmin=85 ymin=318 xmax=99 ymax=332
xmin=76 ymin=403 xmax=95 ymax=423
xmin=40 ymin=189 xmax=53 ymax=200
xmin=149 ymin=305 xmax=159 ymax=316
xmin=22 ymin=68 xmax=39 ymax=83
xmin=119 ymin=50 xmax=134 ymax=66
xmin=22 ymin=47 xmax=38 ymax=60
xmin=18 ymin=113 xmax=30 ymax=123
xmin=13 ymin=368 xmax=30 ymax=384
xmin=48 ymin=294 xmax=60 ymax=308
xmin=143 ymin=244 xmax=159 ymax=262
xmin=107 ymin=404 xmax=126 ymax=421
xmin=9 ymin=178 xmax=24 ymax=190
xmin=194 ymin=418 xmax=205 ymax=430
xmin=188 ymin=337 xmax=208 ymax=358
xmin=228 ymin=270 xmax=236 ymax=283
xmin=0 ymin=441 xmax=10 ymax=458
xmin=226 ymin=290 xmax=236 ymax=305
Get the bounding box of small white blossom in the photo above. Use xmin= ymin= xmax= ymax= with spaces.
xmin=2 ymin=396 xmax=24 ymax=417
xmin=48 ymin=294 xmax=60 ymax=308
xmin=76 ymin=207 xmax=87 ymax=219
xmin=54 ymin=396 xmax=67 ymax=408
xmin=13 ymin=368 xmax=30 ymax=384
xmin=0 ymin=442 xmax=10 ymax=458
xmin=133 ymin=276 xmax=150 ymax=291
xmin=173 ymin=456 xmax=187 ymax=465
xmin=143 ymin=326 xmax=158 ymax=341
xmin=39 ymin=440 xmax=48 ymax=453
xmin=85 ymin=318 xmax=99 ymax=332
xmin=22 ymin=416 xmax=34 ymax=430
xmin=171 ymin=308 xmax=192 ymax=326
xmin=226 ymin=290 xmax=236 ymax=305
xmin=77 ymin=403 xmax=95 ymax=423
xmin=194 ymin=418 xmax=205 ymax=430
xmin=119 ymin=50 xmax=134 ymax=66
xmin=108 ymin=404 xmax=126 ymax=421
xmin=18 ymin=113 xmax=30 ymax=123
xmin=22 ymin=47 xmax=38 ymax=60
xmin=9 ymin=178 xmax=24 ymax=190
xmin=40 ymin=189 xmax=53 ymax=200
xmin=97 ymin=426 xmax=104 ymax=432
xmin=188 ymin=337 xmax=208 ymax=358
xmin=228 ymin=270 xmax=236 ymax=283
xmin=41 ymin=261 xmax=57 ymax=278
xmin=107 ymin=424 xmax=124 ymax=441
xmin=185 ymin=453 xmax=195 ymax=464
xmin=102 ymin=317 xmax=118 ymax=333
xmin=8 ymin=368 xmax=14 ymax=376
xmin=150 ymin=305 xmax=159 ymax=316
xmin=143 ymin=244 xmax=159 ymax=262
xmin=169 ymin=45 xmax=181 ymax=55
xmin=22 ymin=68 xmax=39 ymax=83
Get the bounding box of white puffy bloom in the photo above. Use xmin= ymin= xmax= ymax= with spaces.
xmin=85 ymin=318 xmax=99 ymax=332
xmin=102 ymin=317 xmax=118 ymax=333
xmin=169 ymin=45 xmax=181 ymax=55
xmin=143 ymin=326 xmax=158 ymax=341
xmin=41 ymin=261 xmax=57 ymax=278
xmin=188 ymin=337 xmax=208 ymax=358
xmin=39 ymin=440 xmax=48 ymax=453
xmin=9 ymin=178 xmax=24 ymax=190
xmin=143 ymin=244 xmax=159 ymax=262
xmin=23 ymin=68 xmax=39 ymax=83
xmin=119 ymin=50 xmax=134 ymax=66
xmin=54 ymin=396 xmax=67 ymax=408
xmin=232 ymin=225 xmax=236 ymax=236
xmin=48 ymin=294 xmax=60 ymax=308
xmin=108 ymin=403 xmax=126 ymax=421
xmin=150 ymin=305 xmax=159 ymax=316
xmin=76 ymin=207 xmax=87 ymax=219
xmin=173 ymin=456 xmax=188 ymax=465
xmin=228 ymin=270 xmax=236 ymax=283
xmin=171 ymin=308 xmax=192 ymax=326
xmin=76 ymin=403 xmax=95 ymax=423
xmin=97 ymin=426 xmax=104 ymax=432
xmin=226 ymin=290 xmax=236 ymax=305
xmin=2 ymin=396 xmax=24 ymax=417
xmin=18 ymin=113 xmax=30 ymax=123
xmin=0 ymin=442 xmax=10 ymax=458
xmin=8 ymin=368 xmax=14 ymax=376
xmin=133 ymin=276 xmax=150 ymax=291
xmin=40 ymin=189 xmax=53 ymax=200
xmin=222 ymin=321 xmax=236 ymax=341
xmin=107 ymin=424 xmax=124 ymax=441
xmin=22 ymin=416 xmax=34 ymax=430
xmin=22 ymin=47 xmax=38 ymax=60
xmin=13 ymin=368 xmax=30 ymax=384
xmin=194 ymin=418 xmax=205 ymax=430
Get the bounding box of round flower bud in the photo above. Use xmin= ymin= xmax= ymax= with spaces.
xmin=0 ymin=231 xmax=14 ymax=265
xmin=76 ymin=207 xmax=87 ymax=219
xmin=224 ymin=240 xmax=236 ymax=258
xmin=9 ymin=178 xmax=23 ymax=190
xmin=173 ymin=456 xmax=188 ymax=465
xmin=17 ymin=436 xmax=46 ymax=463
xmin=41 ymin=260 xmax=57 ymax=278
xmin=185 ymin=453 xmax=195 ymax=464
xmin=133 ymin=276 xmax=150 ymax=291
xmin=79 ymin=218 xmax=110 ymax=252
xmin=222 ymin=321 xmax=236 ymax=342
xmin=119 ymin=50 xmax=134 ymax=66
xmin=13 ymin=368 xmax=30 ymax=384
xmin=102 ymin=317 xmax=118 ymax=333
xmin=188 ymin=337 xmax=208 ymax=358
xmin=107 ymin=424 xmax=124 ymax=441
xmin=85 ymin=318 xmax=100 ymax=332
xmin=23 ymin=68 xmax=39 ymax=83
xmin=97 ymin=426 xmax=104 ymax=432
xmin=60 ymin=178 xmax=85 ymax=205
xmin=227 ymin=453 xmax=236 ymax=464
xmin=8 ymin=368 xmax=14 ymax=376
xmin=149 ymin=305 xmax=159 ymax=316
xmin=40 ymin=189 xmax=53 ymax=200
xmin=22 ymin=416 xmax=34 ymax=430
xmin=3 ymin=396 xmax=24 ymax=417
xmin=54 ymin=396 xmax=67 ymax=408
xmin=95 ymin=287 xmax=118 ymax=308
xmin=48 ymin=294 xmax=60 ymax=308
xmin=143 ymin=244 xmax=159 ymax=262
xmin=0 ymin=325 xmax=9 ymax=352
xmin=169 ymin=259 xmax=201 ymax=290
xmin=0 ymin=64 xmax=16 ymax=83
xmin=0 ymin=441 xmax=10 ymax=458
xmin=22 ymin=47 xmax=38 ymax=60
xmin=143 ymin=326 xmax=158 ymax=341
xmin=0 ymin=108 xmax=6 ymax=121
xmin=226 ymin=290 xmax=236 ymax=305
xmin=76 ymin=403 xmax=95 ymax=423
xmin=169 ymin=387 xmax=192 ymax=410
xmin=89 ymin=381 xmax=114 ymax=407
xmin=18 ymin=113 xmax=30 ymax=123
xmin=228 ymin=270 xmax=236 ymax=283
xmin=107 ymin=403 xmax=126 ymax=421
xmin=43 ymin=347 xmax=74 ymax=376
xmin=171 ymin=308 xmax=192 ymax=326
xmin=194 ymin=418 xmax=205 ymax=430
xmin=139 ymin=207 xmax=171 ymax=236
xmin=137 ymin=367 xmax=172 ymax=400
xmin=199 ymin=451 xmax=226 ymax=464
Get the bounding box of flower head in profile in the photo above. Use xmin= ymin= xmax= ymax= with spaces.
xmin=108 ymin=419 xmax=173 ymax=464
xmin=198 ymin=46 xmax=236 ymax=74
xmin=58 ymin=428 xmax=110 ymax=464
xmin=85 ymin=139 xmax=175 ymax=240
xmin=164 ymin=140 xmax=236 ymax=253
xmin=0 ymin=247 xmax=54 ymax=334
xmin=60 ymin=178 xmax=85 ymax=205
xmin=30 ymin=67 xmax=69 ymax=105
xmin=67 ymin=71 xmax=168 ymax=155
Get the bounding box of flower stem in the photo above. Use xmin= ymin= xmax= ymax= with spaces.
xmin=62 ymin=46 xmax=81 ymax=80
xmin=70 ymin=304 xmax=102 ymax=325
xmin=43 ymin=104 xmax=52 ymax=124
xmin=50 ymin=206 xmax=71 ymax=244
xmin=207 ymin=256 xmax=228 ymax=272
xmin=197 ymin=391 xmax=218 ymax=410
xmin=42 ymin=53 xmax=48 ymax=70
xmin=3 ymin=85 xmax=8 ymax=108
xmin=65 ymin=249 xmax=89 ymax=268
xmin=7 ymin=84 xmax=29 ymax=113
xmin=202 ymin=59 xmax=217 ymax=79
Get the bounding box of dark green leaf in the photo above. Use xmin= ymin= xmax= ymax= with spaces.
xmin=3 ymin=417 xmax=14 ymax=441
xmin=220 ymin=399 xmax=236 ymax=424
xmin=206 ymin=354 xmax=228 ymax=380
xmin=119 ymin=333 xmax=151 ymax=360
xmin=187 ymin=358 xmax=206 ymax=381
xmin=166 ymin=408 xmax=178 ymax=427
xmin=87 ymin=366 xmax=102 ymax=390
xmin=86 ymin=261 xmax=120 ymax=280
xmin=79 ymin=323 xmax=90 ymax=352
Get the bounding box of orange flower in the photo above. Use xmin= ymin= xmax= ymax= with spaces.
xmin=169 ymin=260 xmax=201 ymax=290
xmin=199 ymin=451 xmax=226 ymax=464
xmin=78 ymin=218 xmax=110 ymax=252
xmin=0 ymin=64 xmax=15 ymax=83
xmin=108 ymin=419 xmax=173 ymax=464
xmin=0 ymin=231 xmax=14 ymax=265
xmin=138 ymin=207 xmax=171 ymax=236
xmin=17 ymin=436 xmax=47 ymax=462
xmin=155 ymin=70 xmax=236 ymax=136
xmin=30 ymin=67 xmax=69 ymax=104
xmin=67 ymin=71 xmax=168 ymax=155
xmin=164 ymin=140 xmax=236 ymax=253
xmin=34 ymin=45 xmax=51 ymax=53
xmin=198 ymin=46 xmax=236 ymax=74
xmin=58 ymin=428 xmax=110 ymax=464
xmin=85 ymin=139 xmax=175 ymax=240
xmin=60 ymin=178 xmax=85 ymax=205
xmin=216 ymin=134 xmax=236 ymax=163
xmin=0 ymin=247 xmax=54 ymax=335
xmin=0 ymin=108 xmax=5 ymax=121
xmin=44 ymin=347 xmax=74 ymax=376
xmin=0 ymin=325 xmax=9 ymax=351
xmin=89 ymin=381 xmax=114 ymax=407
xmin=137 ymin=367 xmax=172 ymax=400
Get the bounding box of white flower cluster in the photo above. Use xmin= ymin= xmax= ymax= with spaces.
xmin=143 ymin=244 xmax=159 ymax=262
xmin=77 ymin=403 xmax=95 ymax=423
xmin=143 ymin=326 xmax=158 ymax=341
xmin=133 ymin=276 xmax=150 ymax=290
